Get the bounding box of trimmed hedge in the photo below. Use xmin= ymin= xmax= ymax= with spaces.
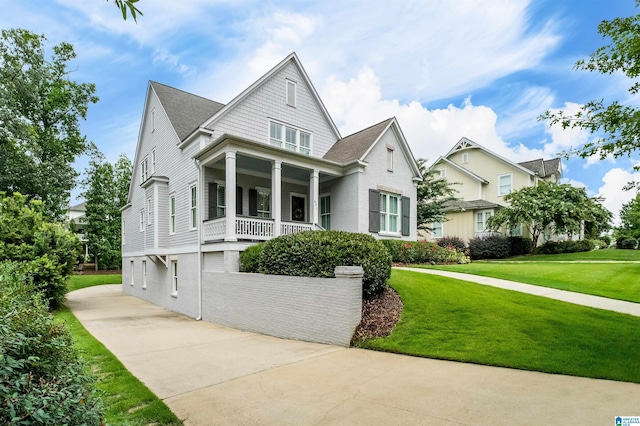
xmin=0 ymin=262 xmax=102 ymax=425
xmin=380 ymin=239 xmax=470 ymax=264
xmin=508 ymin=236 xmax=533 ymax=256
xmin=436 ymin=236 xmax=466 ymax=252
xmin=538 ymin=239 xmax=596 ymax=254
xmin=616 ymin=237 xmax=638 ymax=250
xmin=468 ymin=235 xmax=511 ymax=260
xmin=259 ymin=231 xmax=392 ymax=297
xmin=239 ymin=243 xmax=264 ymax=272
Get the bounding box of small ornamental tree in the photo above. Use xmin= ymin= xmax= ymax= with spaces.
xmin=487 ymin=182 xmax=611 ymax=250
xmin=0 ymin=192 xmax=80 ymax=309
xmin=416 ymin=158 xmax=458 ymax=231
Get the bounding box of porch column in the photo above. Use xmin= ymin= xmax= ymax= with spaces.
xmin=225 ymin=151 xmax=237 ymax=242
xmin=272 ymin=160 xmax=282 ymax=237
xmin=310 ymin=169 xmax=319 ymax=226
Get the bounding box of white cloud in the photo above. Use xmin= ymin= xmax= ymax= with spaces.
xmin=597 ymin=168 xmax=640 ymax=225
xmin=321 ymin=67 xmax=547 ymax=166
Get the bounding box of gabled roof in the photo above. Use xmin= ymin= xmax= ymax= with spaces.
xmin=150 ymin=81 xmax=225 ymax=141
xmin=444 ymin=137 xmax=537 ymax=177
xmin=431 ymin=157 xmax=489 ymax=184
xmin=519 ymin=158 xmax=562 ymax=178
xmin=197 ymin=52 xmax=341 ymax=141
xmin=323 ymin=118 xmax=393 ymax=163
xmin=68 ymin=202 xmax=86 ymax=212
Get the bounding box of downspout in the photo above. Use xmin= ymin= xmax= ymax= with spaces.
xmin=195 ymin=158 xmax=203 ymax=321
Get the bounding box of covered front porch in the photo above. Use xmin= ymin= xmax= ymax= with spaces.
xmin=196 ymin=136 xmax=344 ymax=243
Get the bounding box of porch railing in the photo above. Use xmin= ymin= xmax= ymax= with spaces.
xmin=202 ymin=217 xmax=315 ymax=242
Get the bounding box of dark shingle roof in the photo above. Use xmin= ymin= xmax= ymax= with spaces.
xmin=323 ymin=118 xmax=393 ymax=163
xmin=150 ymin=81 xmax=225 ymax=141
xmin=518 ymin=157 xmax=562 ymax=178
xmin=443 ymin=199 xmax=501 ymax=212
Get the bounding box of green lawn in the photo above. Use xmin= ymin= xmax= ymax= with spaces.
xmin=498 ymin=248 xmax=640 ymax=262
xmin=359 ymin=269 xmax=640 ymax=383
xmin=423 ymin=258 xmax=640 ymax=303
xmin=68 ymin=273 xmax=122 ymax=292
xmin=60 ymin=274 xmax=181 ymax=425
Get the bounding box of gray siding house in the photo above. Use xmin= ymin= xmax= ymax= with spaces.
xmin=122 ymin=53 xmax=421 ymax=319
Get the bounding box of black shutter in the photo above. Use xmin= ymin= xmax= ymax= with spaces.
xmin=208 ymin=182 xmax=218 ymax=219
xmin=369 ymin=189 xmax=380 ymax=233
xmin=401 ymin=196 xmax=410 ymax=236
xmin=236 ymin=186 xmax=243 ymax=215
xmin=249 ymin=188 xmax=258 ymax=216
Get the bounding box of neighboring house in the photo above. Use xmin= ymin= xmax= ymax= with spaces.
xmin=121 ymin=52 xmax=421 ymax=319
xmin=66 ymin=202 xmax=89 ymax=260
xmin=427 ymin=137 xmax=562 ymax=243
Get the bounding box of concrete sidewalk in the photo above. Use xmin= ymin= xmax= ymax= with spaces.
xmin=68 ymin=285 xmax=640 ymax=425
xmin=396 ymin=267 xmax=640 ymax=317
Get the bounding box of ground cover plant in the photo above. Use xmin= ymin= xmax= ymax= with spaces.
xmin=359 ymin=269 xmax=640 ymax=383
xmin=424 ymin=260 xmax=640 ymax=303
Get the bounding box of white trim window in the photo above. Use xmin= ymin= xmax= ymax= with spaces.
xmin=286 ymin=79 xmax=296 ymax=107
xmin=438 ymin=168 xmax=446 ymax=178
xmin=320 ymin=195 xmax=331 ymax=230
xmin=171 ymin=261 xmax=178 ymax=295
xmin=169 ymin=195 xmax=176 ymax=234
xmin=257 ymin=187 xmax=271 ymax=218
xmin=462 ymin=152 xmax=469 ymax=163
xmin=139 ymin=209 xmax=145 ymax=232
xmin=498 ymin=173 xmax=513 ymax=196
xmin=269 ymin=121 xmax=311 ymax=155
xmin=432 ymin=222 xmax=443 ymax=238
xmin=380 ymin=192 xmax=401 ymax=234
xmin=130 ymin=261 xmax=134 ymax=286
xmin=510 ymin=224 xmax=523 ymax=237
xmin=190 ymin=185 xmax=197 ymax=230
xmin=151 ymin=108 xmax=155 ymax=132
xmin=142 ymin=260 xmax=147 ymax=289
xmin=387 ymin=148 xmax=394 ymax=172
xmin=147 ymin=197 xmax=153 ymax=225
xmin=151 ymin=149 xmax=156 ymax=174
xmin=140 ymin=157 xmax=149 ymax=183
xmin=476 ymin=209 xmax=494 ymax=233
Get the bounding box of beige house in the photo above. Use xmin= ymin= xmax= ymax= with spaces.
xmin=427 ymin=137 xmax=561 ymax=243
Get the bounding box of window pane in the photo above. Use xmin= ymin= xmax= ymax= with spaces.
xmin=389 ymin=215 xmax=397 ymax=231
xmin=389 ymin=196 xmax=398 ymax=214
xmin=379 ymin=194 xmax=387 ymax=213
xmin=270 ymin=122 xmax=282 ymax=146
xmin=300 ymin=132 xmax=310 ymax=155
xmin=285 ymin=127 xmax=297 ymax=151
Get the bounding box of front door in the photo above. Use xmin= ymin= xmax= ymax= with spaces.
xmin=291 ymin=195 xmax=305 ymax=222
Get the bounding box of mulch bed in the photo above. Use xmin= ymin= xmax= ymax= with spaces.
xmin=352 ymin=286 xmax=403 ymax=343
xmin=75 ymin=268 xmax=122 ymax=275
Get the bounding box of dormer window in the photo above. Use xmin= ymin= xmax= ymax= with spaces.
xmin=286 ymin=80 xmax=296 ymax=107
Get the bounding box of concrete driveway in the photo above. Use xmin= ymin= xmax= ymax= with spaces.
xmin=67 ymin=285 xmax=640 ymax=425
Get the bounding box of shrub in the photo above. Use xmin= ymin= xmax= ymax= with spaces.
xmin=261 ymin=231 xmax=391 ymax=297
xmin=617 ymin=237 xmax=638 ymax=250
xmin=240 ymin=243 xmax=264 ymax=272
xmin=0 ymin=262 xmax=102 ymax=425
xmin=468 ymin=235 xmax=511 ymax=260
xmin=380 ymin=239 xmax=470 ymax=264
xmin=0 ymin=193 xmax=80 ymax=309
xmin=436 ymin=236 xmax=466 ymax=252
xmin=508 ymin=236 xmax=533 ymax=256
xmin=601 ymin=235 xmax=612 ymax=247
xmin=538 ymin=239 xmax=595 ymax=254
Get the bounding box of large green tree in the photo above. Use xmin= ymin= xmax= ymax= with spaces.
xmin=82 ymin=151 xmax=132 ymax=270
xmin=417 ymin=158 xmax=458 ymax=231
xmin=487 ymin=182 xmax=611 ymax=249
xmin=0 ymin=29 xmax=98 ymax=221
xmin=540 ymin=1 xmax=640 ymax=176
xmin=615 ymin=193 xmax=640 ymax=239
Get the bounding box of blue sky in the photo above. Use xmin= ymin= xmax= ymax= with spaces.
xmin=2 ymin=0 xmax=639 ymax=222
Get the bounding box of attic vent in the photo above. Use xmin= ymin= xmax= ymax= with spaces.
xmin=286 ymin=80 xmax=296 ymax=107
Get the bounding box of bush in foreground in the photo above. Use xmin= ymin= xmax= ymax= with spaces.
xmin=508 ymin=236 xmax=533 ymax=256
xmin=0 ymin=262 xmax=102 ymax=425
xmin=616 ymin=237 xmax=638 ymax=250
xmin=468 ymin=235 xmax=511 ymax=260
xmin=436 ymin=236 xmax=466 ymax=252
xmin=259 ymin=231 xmax=391 ymax=298
xmin=380 ymin=239 xmax=470 ymax=264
